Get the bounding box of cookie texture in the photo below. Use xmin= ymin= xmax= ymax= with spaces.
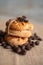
xmin=5 ymin=35 xmax=28 ymax=46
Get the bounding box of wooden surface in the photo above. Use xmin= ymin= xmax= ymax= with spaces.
xmin=0 ymin=17 xmax=43 ymax=65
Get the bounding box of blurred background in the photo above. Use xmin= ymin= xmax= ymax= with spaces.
xmin=0 ymin=0 xmax=43 ymax=23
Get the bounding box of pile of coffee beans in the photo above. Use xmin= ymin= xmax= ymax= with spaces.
xmin=0 ymin=30 xmax=42 ymax=55
xmin=17 ymin=16 xmax=28 ymax=22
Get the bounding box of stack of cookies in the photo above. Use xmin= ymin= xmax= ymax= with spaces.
xmin=5 ymin=16 xmax=34 ymax=55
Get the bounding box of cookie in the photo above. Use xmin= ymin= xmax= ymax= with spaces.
xmin=4 ymin=35 xmax=28 ymax=46
xmin=6 ymin=18 xmax=34 ymax=31
xmin=6 ymin=28 xmax=32 ymax=37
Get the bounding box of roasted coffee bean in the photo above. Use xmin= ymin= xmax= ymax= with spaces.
xmin=25 ymin=44 xmax=31 ymax=50
xmin=0 ymin=30 xmax=6 ymax=37
xmin=0 ymin=37 xmax=3 ymax=43
xmin=0 ymin=43 xmax=2 ymax=46
xmin=6 ymin=19 xmax=11 ymax=26
xmin=19 ymin=44 xmax=25 ymax=50
xmin=34 ymin=33 xmax=37 ymax=37
xmin=20 ymin=49 xmax=26 ymax=55
xmin=35 ymin=41 xmax=39 ymax=45
xmin=16 ymin=47 xmax=21 ymax=53
xmin=33 ymin=33 xmax=42 ymax=41
xmin=37 ymin=37 xmax=42 ymax=41
xmin=17 ymin=17 xmax=24 ymax=22
xmin=1 ymin=42 xmax=7 ymax=48
xmin=24 ymin=20 xmax=28 ymax=22
xmin=31 ymin=41 xmax=35 ymax=47
xmin=29 ymin=36 xmax=35 ymax=40
xmin=12 ymin=46 xmax=21 ymax=53
xmin=22 ymin=16 xmax=26 ymax=19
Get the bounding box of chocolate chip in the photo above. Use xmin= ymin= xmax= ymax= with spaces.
xmin=35 ymin=41 xmax=39 ymax=45
xmin=25 ymin=43 xmax=31 ymax=50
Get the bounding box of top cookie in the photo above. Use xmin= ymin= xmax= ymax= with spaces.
xmin=6 ymin=16 xmax=34 ymax=31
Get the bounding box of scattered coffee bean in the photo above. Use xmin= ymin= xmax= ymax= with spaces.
xmin=29 ymin=36 xmax=35 ymax=40
xmin=1 ymin=41 xmax=7 ymax=48
xmin=19 ymin=44 xmax=25 ymax=50
xmin=31 ymin=41 xmax=35 ymax=47
xmin=12 ymin=46 xmax=21 ymax=53
xmin=33 ymin=33 xmax=42 ymax=41
xmin=34 ymin=33 xmax=37 ymax=36
xmin=16 ymin=47 xmax=21 ymax=53
xmin=20 ymin=49 xmax=26 ymax=55
xmin=37 ymin=37 xmax=42 ymax=41
xmin=35 ymin=41 xmax=39 ymax=45
xmin=25 ymin=43 xmax=31 ymax=50
xmin=0 ymin=30 xmax=6 ymax=37
xmin=0 ymin=37 xmax=3 ymax=43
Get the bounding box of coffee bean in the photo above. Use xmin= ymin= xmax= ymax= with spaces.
xmin=35 ymin=41 xmax=39 ymax=45
xmin=24 ymin=20 xmax=28 ymax=22
xmin=37 ymin=37 xmax=42 ymax=41
xmin=0 ymin=37 xmax=3 ymax=43
xmin=29 ymin=36 xmax=35 ymax=40
xmin=17 ymin=17 xmax=24 ymax=22
xmin=19 ymin=44 xmax=25 ymax=50
xmin=1 ymin=42 xmax=7 ymax=48
xmin=12 ymin=46 xmax=21 ymax=53
xmin=6 ymin=19 xmax=11 ymax=26
xmin=0 ymin=30 xmax=6 ymax=37
xmin=33 ymin=33 xmax=42 ymax=41
xmin=22 ymin=16 xmax=26 ymax=20
xmin=16 ymin=47 xmax=21 ymax=53
xmin=25 ymin=44 xmax=31 ymax=50
xmin=34 ymin=33 xmax=37 ymax=37
xmin=31 ymin=41 xmax=35 ymax=47
xmin=20 ymin=49 xmax=26 ymax=55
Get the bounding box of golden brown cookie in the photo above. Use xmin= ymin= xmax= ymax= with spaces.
xmin=5 ymin=27 xmax=32 ymax=37
xmin=5 ymin=35 xmax=28 ymax=46
xmin=6 ymin=18 xmax=34 ymax=31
